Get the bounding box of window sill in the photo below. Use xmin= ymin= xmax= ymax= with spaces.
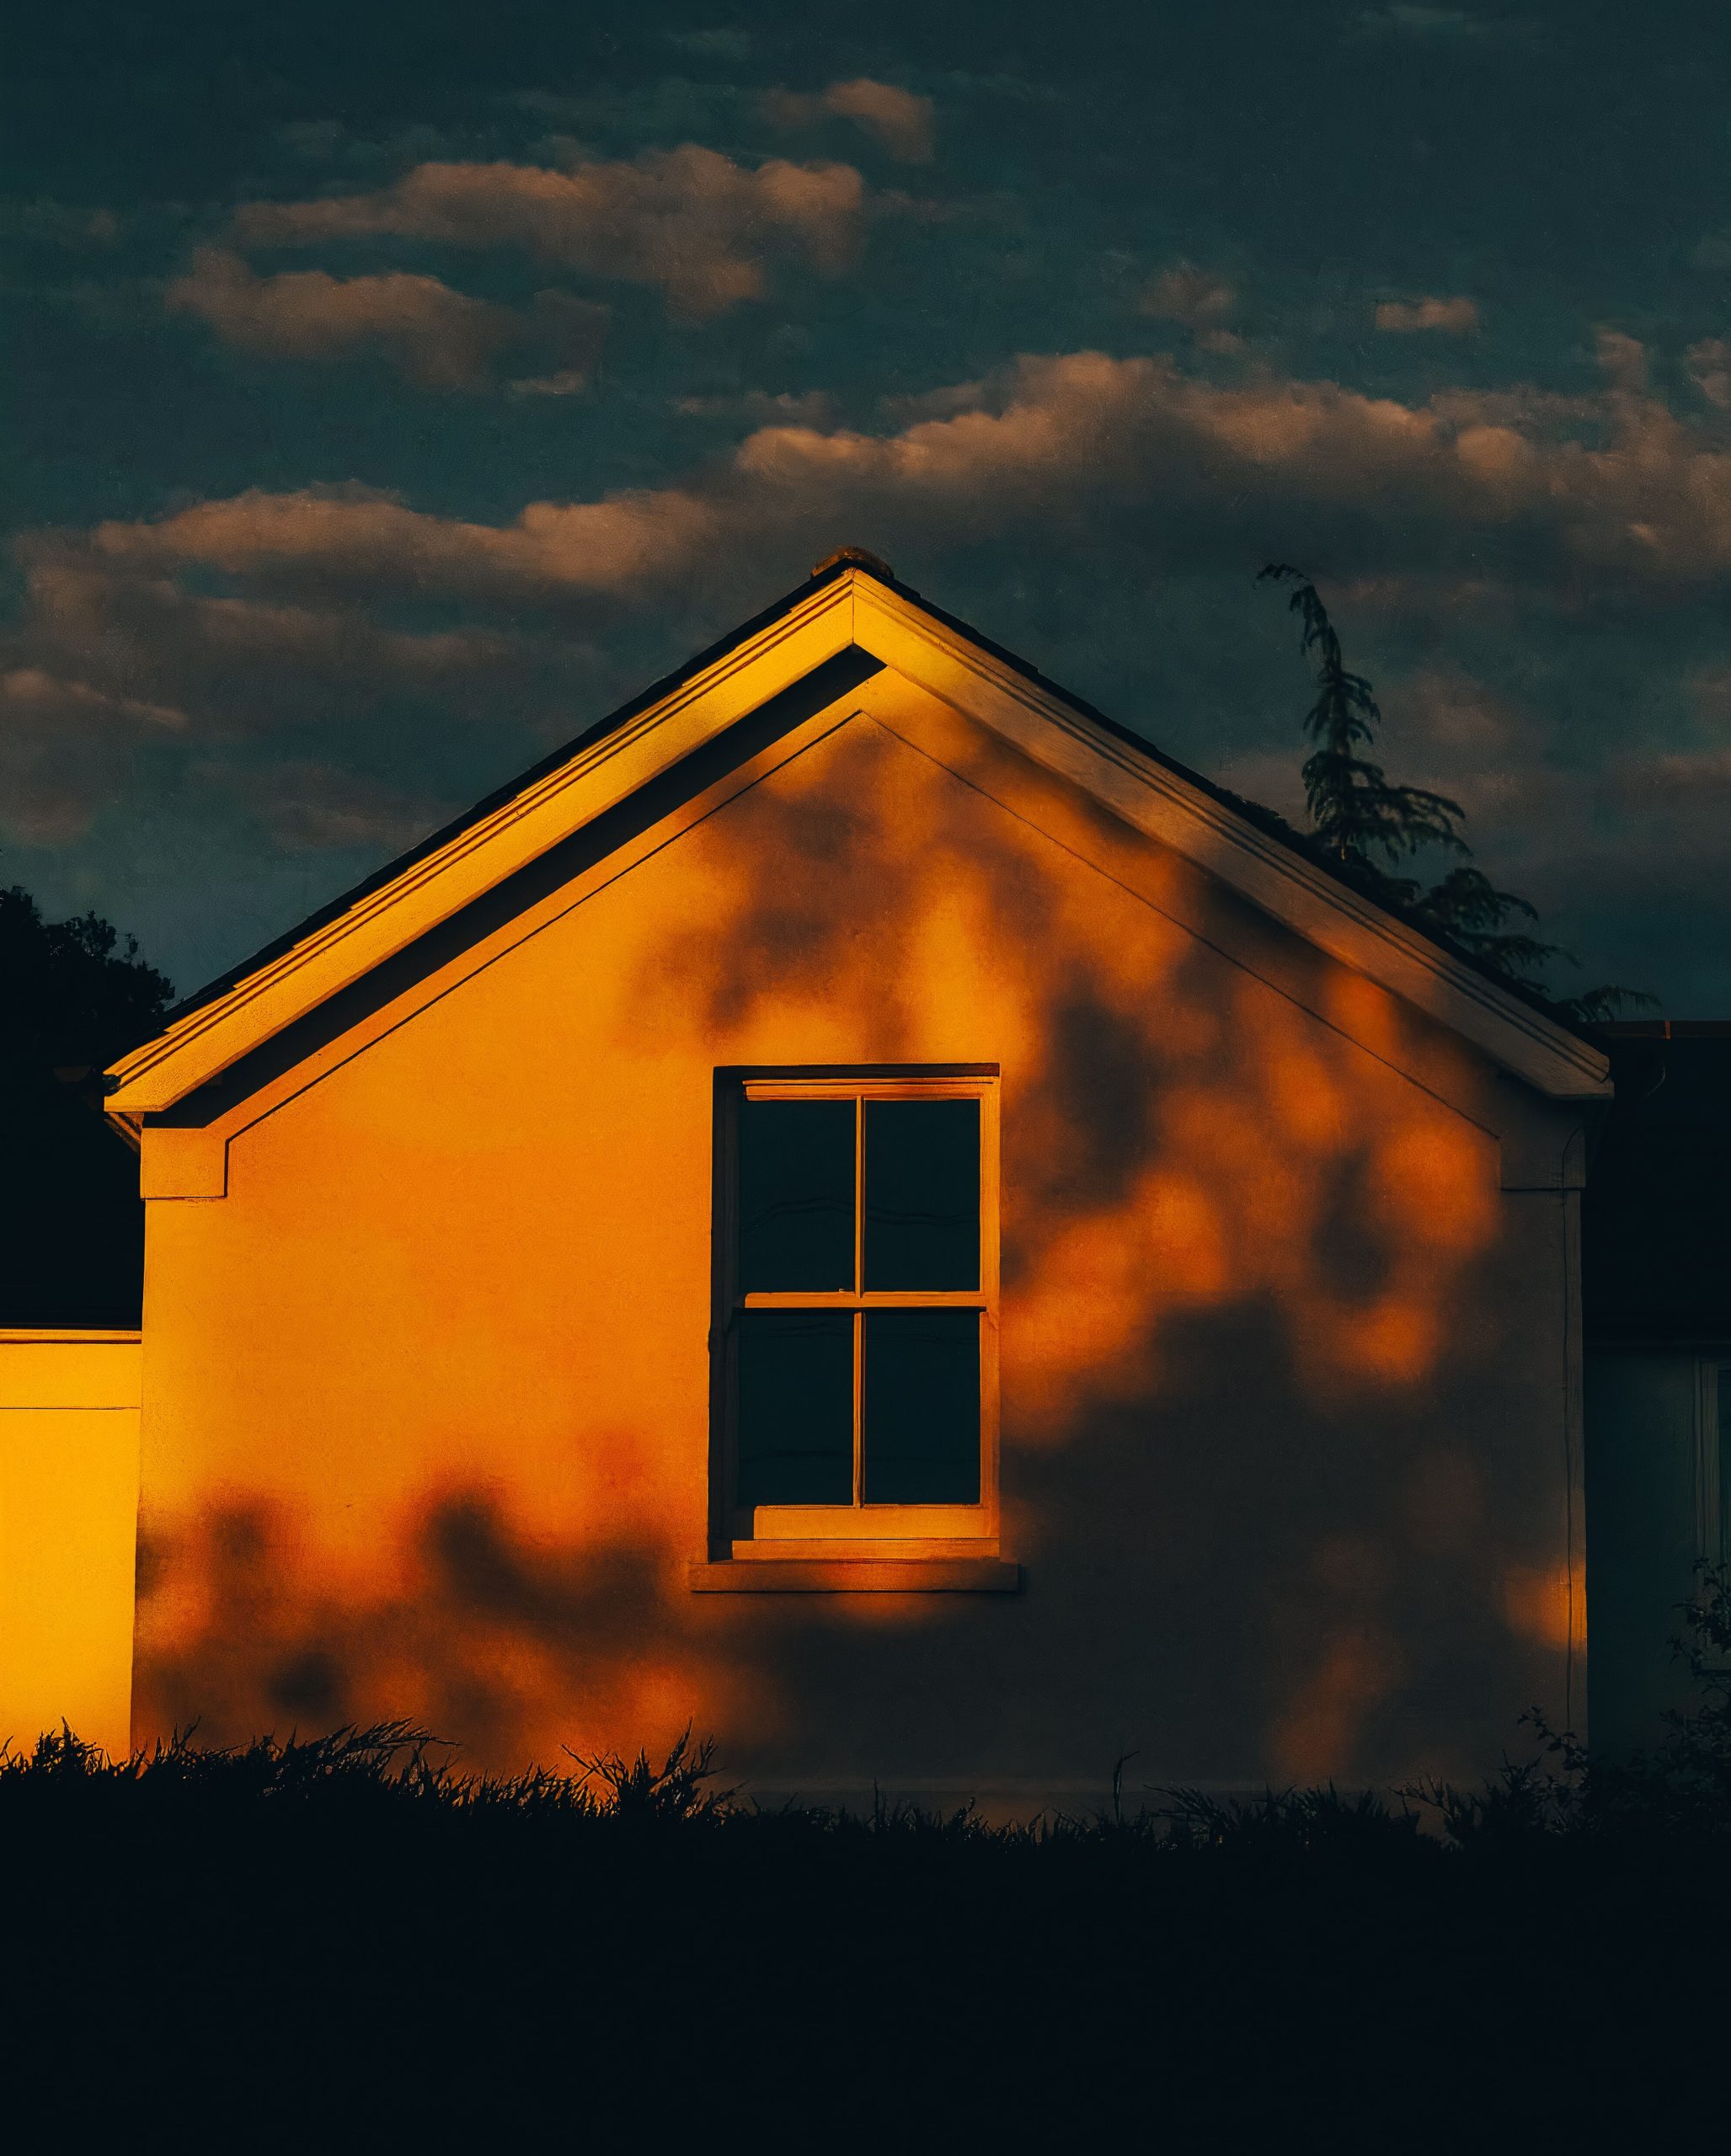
xmin=688 ymin=1557 xmax=1023 ymax=1593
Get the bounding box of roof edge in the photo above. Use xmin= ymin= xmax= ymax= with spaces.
xmin=108 ymin=552 xmax=1610 ymax=1109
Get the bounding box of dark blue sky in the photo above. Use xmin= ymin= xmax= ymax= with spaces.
xmin=8 ymin=0 xmax=1731 ymax=1008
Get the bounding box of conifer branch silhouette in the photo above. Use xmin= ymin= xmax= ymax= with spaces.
xmin=1257 ymin=565 xmax=1652 ymax=1024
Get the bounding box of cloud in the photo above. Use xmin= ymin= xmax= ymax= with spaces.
xmin=673 ymin=387 xmax=839 ymax=429
xmin=1141 ymin=261 xmax=1238 ymax=329
xmin=13 ymin=538 xmax=521 ymax=740
xmin=1374 ymin=296 xmax=1481 ymax=335
xmin=0 ymin=199 xmax=123 ymax=248
xmin=0 ymin=668 xmax=186 ymax=843
xmin=662 ymin=26 xmax=752 ymax=61
xmin=1141 ymin=262 xmax=1244 ymax=353
xmin=762 ymin=79 xmax=936 ymax=163
xmin=0 ymin=531 xmax=585 ymax=863
xmin=1687 ymin=338 xmax=1731 ymax=409
xmin=165 ymin=248 xmax=523 ymax=390
xmin=26 ymin=339 xmax=1731 ymax=1012
xmin=1 ymin=667 xmax=185 ymax=733
xmin=874 ymin=379 xmax=990 ymax=425
xmin=67 ymin=482 xmax=723 ymax=613
xmin=507 ymin=368 xmax=592 ymax=398
xmin=277 ymin=120 xmax=350 ymax=164
xmin=1350 ymin=6 xmax=1543 ymax=43
xmin=230 ymin=146 xmax=867 ymax=317
xmin=228 ymin=758 xmax=453 ymax=853
xmin=1595 ymin=327 xmax=1649 ymax=396
xmin=48 ymin=347 xmax=1731 ymax=624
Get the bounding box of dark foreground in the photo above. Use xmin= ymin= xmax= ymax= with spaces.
xmin=7 ymin=1696 xmax=1731 ymax=2148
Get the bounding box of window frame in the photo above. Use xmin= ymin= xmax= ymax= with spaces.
xmin=710 ymin=1067 xmax=1001 ymax=1561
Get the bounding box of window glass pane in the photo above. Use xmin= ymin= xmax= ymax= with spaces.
xmin=736 ymin=1310 xmax=854 ymax=1507
xmin=738 ymin=1099 xmax=855 ymax=1292
xmin=863 ymin=1098 xmax=980 ymax=1291
xmin=862 ymin=1310 xmax=980 ymax=1504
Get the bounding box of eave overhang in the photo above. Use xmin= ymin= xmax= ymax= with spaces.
xmin=105 ymin=565 xmax=1611 ymax=1118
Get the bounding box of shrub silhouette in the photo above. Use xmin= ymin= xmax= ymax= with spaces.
xmin=9 ymin=1603 xmax=1731 ymax=2142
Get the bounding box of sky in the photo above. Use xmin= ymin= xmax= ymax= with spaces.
xmin=6 ymin=0 xmax=1731 ymax=1010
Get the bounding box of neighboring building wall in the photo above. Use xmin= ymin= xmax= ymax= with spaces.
xmin=1584 ymin=1028 xmax=1731 ymax=1753
xmin=129 ymin=685 xmax=1589 ymax=1805
xmin=0 ymin=1331 xmax=140 ymax=1758
xmin=1584 ymin=1351 xmax=1718 ymax=1753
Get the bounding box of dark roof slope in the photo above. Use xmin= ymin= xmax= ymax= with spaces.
xmin=158 ymin=552 xmax=1597 ymax=1049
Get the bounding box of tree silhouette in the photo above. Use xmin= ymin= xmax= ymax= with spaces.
xmin=0 ymin=883 xmax=174 ymax=1325
xmin=1258 ymin=567 xmax=1648 ymax=1024
xmin=0 ymin=883 xmax=174 ymax=1075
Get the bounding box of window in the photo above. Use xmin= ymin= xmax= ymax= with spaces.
xmin=713 ymin=1071 xmax=999 ymax=1557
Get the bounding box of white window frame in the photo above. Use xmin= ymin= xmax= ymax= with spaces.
xmin=711 ymin=1068 xmax=1001 ymax=1561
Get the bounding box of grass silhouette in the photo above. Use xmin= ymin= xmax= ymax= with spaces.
xmin=9 ymin=1584 xmax=1731 ymax=2137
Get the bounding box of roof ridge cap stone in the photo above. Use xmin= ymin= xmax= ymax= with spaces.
xmin=811 ymin=545 xmax=899 ymax=582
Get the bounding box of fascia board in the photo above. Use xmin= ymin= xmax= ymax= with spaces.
xmin=105 ymin=563 xmax=1609 ymax=1119
xmin=106 ymin=577 xmax=857 ymax=1115
xmin=852 ymin=579 xmax=1611 ymax=1102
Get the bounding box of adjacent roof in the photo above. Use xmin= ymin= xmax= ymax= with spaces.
xmin=107 ymin=552 xmax=1611 ymax=1113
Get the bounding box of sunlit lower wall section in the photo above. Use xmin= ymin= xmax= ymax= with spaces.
xmin=0 ymin=1331 xmax=140 ymax=1759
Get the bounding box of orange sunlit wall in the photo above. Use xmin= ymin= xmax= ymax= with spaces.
xmin=129 ymin=672 xmax=1589 ymax=1806
xmin=0 ymin=1331 xmax=140 ymax=1758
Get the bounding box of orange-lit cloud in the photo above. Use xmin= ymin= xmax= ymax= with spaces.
xmin=0 ymin=544 xmax=536 ymax=856
xmin=21 ymin=550 xmax=514 ymax=707
xmin=231 ymin=146 xmax=868 ymax=316
xmin=73 ymin=482 xmax=723 ymax=606
xmin=166 ymin=248 xmax=521 ymax=389
xmin=1595 ymin=326 xmax=1648 ymax=395
xmin=57 ymin=346 xmax=1731 ymax=610
xmin=1374 ymin=295 xmax=1480 ymax=334
xmin=1686 ymin=337 xmax=1731 ymax=409
xmin=19 ymin=339 xmax=1731 ymax=914
xmin=762 ymin=78 xmax=937 ymax=163
xmin=167 ymin=248 xmax=611 ymax=392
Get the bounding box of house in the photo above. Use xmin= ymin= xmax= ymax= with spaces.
xmin=3 ymin=551 xmax=1619 ymax=1810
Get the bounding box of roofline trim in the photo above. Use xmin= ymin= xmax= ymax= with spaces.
xmin=852 ymin=578 xmax=1609 ymax=1100
xmin=106 ymin=574 xmax=857 ymax=1112
xmin=106 ymin=560 xmax=1609 ymax=1115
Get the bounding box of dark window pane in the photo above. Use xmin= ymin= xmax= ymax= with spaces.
xmin=736 ymin=1310 xmax=854 ymax=1506
xmin=738 ymin=1099 xmax=855 ymax=1292
xmin=863 ymin=1099 xmax=980 ymax=1291
xmin=862 ymin=1310 xmax=980 ymax=1504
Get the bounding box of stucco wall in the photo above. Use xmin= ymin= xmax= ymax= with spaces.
xmin=0 ymin=1330 xmax=139 ymax=1759
xmin=130 ymin=685 xmax=1587 ymax=1804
